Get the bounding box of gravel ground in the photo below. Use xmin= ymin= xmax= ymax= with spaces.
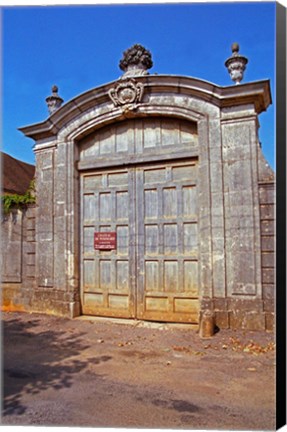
xmin=1 ymin=311 xmax=275 ymax=430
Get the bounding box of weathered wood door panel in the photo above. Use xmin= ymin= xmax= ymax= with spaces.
xmin=81 ymin=169 xmax=136 ymax=318
xmin=136 ymin=161 xmax=199 ymax=323
xmin=81 ymin=161 xmax=199 ymax=323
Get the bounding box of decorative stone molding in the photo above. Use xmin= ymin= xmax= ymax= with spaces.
xmin=46 ymin=85 xmax=64 ymax=115
xmin=19 ymin=77 xmax=271 ymax=142
xmin=119 ymin=44 xmax=153 ymax=78
xmin=108 ymin=78 xmax=145 ymax=112
xmin=225 ymin=43 xmax=248 ymax=85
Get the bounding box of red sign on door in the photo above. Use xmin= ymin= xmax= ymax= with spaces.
xmin=94 ymin=232 xmax=117 ymax=250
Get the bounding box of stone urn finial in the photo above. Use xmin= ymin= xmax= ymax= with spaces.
xmin=46 ymin=85 xmax=64 ymax=115
xmin=225 ymin=43 xmax=248 ymax=85
xmin=119 ymin=44 xmax=153 ymax=78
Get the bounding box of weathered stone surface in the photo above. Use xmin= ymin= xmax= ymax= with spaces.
xmin=263 ymin=299 xmax=274 ymax=313
xmin=259 ymin=184 xmax=276 ymax=204
xmin=261 ymin=252 xmax=276 ymax=268
xmin=262 ymin=284 xmax=275 ymax=300
xmin=261 ymin=220 xmax=275 ymax=235
xmin=1 ymin=208 xmax=35 ymax=284
xmin=258 ymin=180 xmax=275 ymax=306
xmin=229 ymin=311 xmax=265 ymax=331
xmin=265 ymin=313 xmax=275 ymax=331
xmin=222 ymin=118 xmax=262 ymax=301
xmin=227 ymin=298 xmax=263 ymax=312
xmin=200 ymin=298 xmax=214 ymax=311
xmin=213 ymin=298 xmax=228 ymax=311
xmin=260 ymin=204 xmax=275 ymax=220
xmin=261 ymin=236 xmax=275 ymax=252
xmin=35 ymin=149 xmax=55 ymax=289
xmin=1 ymin=211 xmax=23 ymax=283
xmin=2 ymin=284 xmax=28 ymax=312
xmin=1 ymin=208 xmax=36 ymax=297
xmin=262 ymin=268 xmax=275 ymax=284
xmin=215 ymin=311 xmax=229 ymax=329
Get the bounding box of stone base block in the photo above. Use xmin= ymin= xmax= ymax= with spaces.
xmin=214 ymin=311 xmax=229 ymax=329
xmin=69 ymin=301 xmax=81 ymax=318
xmin=1 ymin=283 xmax=32 ymax=313
xmin=265 ymin=313 xmax=275 ymax=331
xmin=201 ymin=297 xmax=274 ymax=331
xmin=229 ymin=311 xmax=266 ymax=331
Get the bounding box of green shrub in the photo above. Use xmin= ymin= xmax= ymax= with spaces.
xmin=1 ymin=180 xmax=36 ymax=214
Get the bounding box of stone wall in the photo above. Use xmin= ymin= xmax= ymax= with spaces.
xmin=1 ymin=206 xmax=36 ymax=312
xmin=259 ymin=181 xmax=276 ymax=330
xmin=201 ymin=173 xmax=275 ymax=331
xmin=1 ymin=204 xmax=77 ymax=316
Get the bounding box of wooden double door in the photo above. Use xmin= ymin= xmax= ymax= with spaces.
xmin=80 ymin=160 xmax=199 ymax=323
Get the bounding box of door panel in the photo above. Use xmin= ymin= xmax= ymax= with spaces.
xmin=81 ymin=169 xmax=136 ymax=318
xmin=80 ymin=163 xmax=199 ymax=323
xmin=136 ymin=161 xmax=199 ymax=323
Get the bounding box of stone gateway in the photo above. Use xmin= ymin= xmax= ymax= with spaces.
xmin=2 ymin=44 xmax=275 ymax=331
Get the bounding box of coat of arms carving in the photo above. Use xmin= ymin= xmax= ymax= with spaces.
xmin=108 ymin=79 xmax=144 ymax=108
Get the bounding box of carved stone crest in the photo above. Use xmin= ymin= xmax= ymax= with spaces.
xmin=108 ymin=44 xmax=151 ymax=113
xmin=109 ymin=78 xmax=144 ymax=108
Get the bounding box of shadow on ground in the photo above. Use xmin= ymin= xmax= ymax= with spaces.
xmin=2 ymin=316 xmax=92 ymax=417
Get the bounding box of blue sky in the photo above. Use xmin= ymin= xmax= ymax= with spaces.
xmin=2 ymin=1 xmax=276 ymax=167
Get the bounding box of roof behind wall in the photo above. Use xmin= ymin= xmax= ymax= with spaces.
xmin=1 ymin=152 xmax=35 ymax=195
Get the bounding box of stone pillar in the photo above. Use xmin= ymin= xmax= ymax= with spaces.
xmin=198 ymin=112 xmax=227 ymax=325
xmin=197 ymin=117 xmax=213 ymax=302
xmin=208 ymin=117 xmax=226 ymax=298
xmin=65 ymin=140 xmax=80 ymax=317
xmin=35 ymin=147 xmax=55 ymax=288
xmin=221 ymin=105 xmax=263 ymax=329
xmin=53 ymin=142 xmax=68 ymax=292
xmin=52 ymin=139 xmax=80 ymax=317
xmin=33 ymin=139 xmax=80 ymax=317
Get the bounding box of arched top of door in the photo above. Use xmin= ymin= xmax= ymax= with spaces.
xmin=19 ymin=74 xmax=271 ymax=143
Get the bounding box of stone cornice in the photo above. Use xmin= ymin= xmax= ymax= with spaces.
xmin=18 ymin=75 xmax=272 ymax=141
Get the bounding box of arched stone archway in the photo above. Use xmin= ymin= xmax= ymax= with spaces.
xmin=77 ymin=116 xmax=201 ymax=323
xmin=19 ymin=72 xmax=274 ymax=330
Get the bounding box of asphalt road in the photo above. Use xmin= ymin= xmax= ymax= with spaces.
xmin=1 ymin=311 xmax=275 ymax=429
